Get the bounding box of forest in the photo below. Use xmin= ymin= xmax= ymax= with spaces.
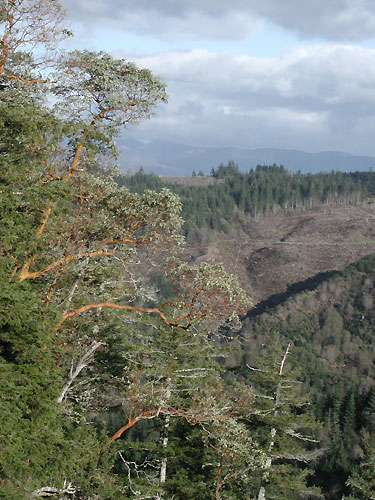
xmin=1 ymin=1 xmax=375 ymax=500
xmin=119 ymin=164 xmax=375 ymax=240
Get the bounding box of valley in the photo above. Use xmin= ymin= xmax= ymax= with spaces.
xmin=120 ymin=168 xmax=375 ymax=499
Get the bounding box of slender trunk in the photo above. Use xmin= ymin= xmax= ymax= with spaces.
xmin=257 ymin=428 xmax=276 ymax=500
xmin=215 ymin=464 xmax=222 ymax=500
xmin=257 ymin=343 xmax=291 ymax=500
xmin=159 ymin=414 xmax=170 ymax=483
xmin=159 ymin=379 xmax=171 ymax=494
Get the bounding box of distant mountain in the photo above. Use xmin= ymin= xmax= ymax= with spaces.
xmin=117 ymin=137 xmax=375 ymax=176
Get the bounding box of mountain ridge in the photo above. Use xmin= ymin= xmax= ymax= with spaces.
xmin=118 ymin=136 xmax=375 ymax=176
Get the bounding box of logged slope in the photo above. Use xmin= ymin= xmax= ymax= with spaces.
xmin=185 ymin=203 xmax=375 ymax=304
xmin=119 ymin=168 xmax=375 ymax=304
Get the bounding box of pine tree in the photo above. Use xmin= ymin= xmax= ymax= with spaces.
xmin=344 ymin=435 xmax=375 ymax=500
xmin=362 ymin=387 xmax=375 ymax=431
xmin=244 ymin=336 xmax=323 ymax=500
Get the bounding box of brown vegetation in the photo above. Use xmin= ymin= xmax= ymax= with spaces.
xmin=183 ymin=203 xmax=375 ymax=304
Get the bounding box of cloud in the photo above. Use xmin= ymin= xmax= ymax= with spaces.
xmin=60 ymin=1 xmax=375 ymax=154
xmin=251 ymin=0 xmax=375 ymax=41
xmin=64 ymin=0 xmax=375 ymax=42
xmin=63 ymin=0 xmax=261 ymax=41
xmin=127 ymin=45 xmax=375 ymax=154
xmin=135 ymin=45 xmax=375 ymax=106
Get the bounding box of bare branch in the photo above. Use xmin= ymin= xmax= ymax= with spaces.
xmin=31 ymin=480 xmax=75 ymax=497
xmin=279 ymin=342 xmax=292 ymax=376
xmin=284 ymin=429 xmax=320 ymax=443
xmin=273 ymin=448 xmax=326 ymax=463
xmin=246 ymin=364 xmax=262 ymax=372
xmin=57 ymin=341 xmax=103 ymax=403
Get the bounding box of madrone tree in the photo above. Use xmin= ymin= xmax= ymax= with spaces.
xmin=0 ymin=0 xmax=70 ymax=82
xmin=0 ymin=2 xmax=252 ymax=498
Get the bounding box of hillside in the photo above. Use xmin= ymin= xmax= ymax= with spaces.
xmin=118 ymin=167 xmax=375 ymax=497
xmin=119 ymin=167 xmax=375 ymax=304
xmin=181 ymin=207 xmax=375 ymax=498
xmin=187 ymin=203 xmax=375 ymax=303
xmin=237 ymin=253 xmax=375 ymax=499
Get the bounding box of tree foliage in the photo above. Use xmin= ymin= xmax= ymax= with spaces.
xmin=0 ymin=3 xmax=261 ymax=499
xmin=0 ymin=0 xmax=69 ymax=83
xmin=119 ymin=164 xmax=375 ymax=240
xmin=0 ymin=3 xmax=333 ymax=500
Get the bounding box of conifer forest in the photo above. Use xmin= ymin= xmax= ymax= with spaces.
xmin=1 ymin=2 xmax=375 ymax=499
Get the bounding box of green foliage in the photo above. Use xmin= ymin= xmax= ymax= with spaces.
xmin=239 ymin=254 xmax=375 ymax=498
xmin=118 ymin=164 xmax=374 ymax=240
xmin=1 ymin=7 xmax=258 ymax=500
xmin=0 ymin=0 xmax=68 ymax=84
xmin=1 ymin=4 xmax=177 ymax=497
xmin=54 ymin=50 xmax=168 ymax=160
xmin=1 ymin=3 xmax=353 ymax=499
xmin=210 ymin=160 xmax=240 ymax=178
xmin=202 ymin=417 xmax=266 ymax=499
xmin=241 ymin=337 xmax=322 ymax=500
xmin=344 ymin=436 xmax=375 ymax=500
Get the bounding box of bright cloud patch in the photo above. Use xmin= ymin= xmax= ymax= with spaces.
xmin=61 ymin=1 xmax=375 ymax=154
xmin=128 ymin=45 xmax=375 ymax=154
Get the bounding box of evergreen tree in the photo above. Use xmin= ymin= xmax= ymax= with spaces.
xmin=243 ymin=337 xmax=322 ymax=500
xmin=344 ymin=436 xmax=375 ymax=500
xmin=362 ymin=387 xmax=375 ymax=431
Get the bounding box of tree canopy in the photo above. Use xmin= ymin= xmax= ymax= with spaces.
xmin=0 ymin=3 xmax=324 ymax=499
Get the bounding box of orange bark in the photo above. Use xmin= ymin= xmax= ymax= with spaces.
xmin=54 ymin=302 xmax=177 ymax=332
xmin=109 ymin=407 xmax=228 ymax=445
xmin=15 ymin=105 xmax=127 ymax=284
xmin=18 ymin=246 xmax=118 ymax=282
xmin=109 ymin=410 xmax=159 ymax=443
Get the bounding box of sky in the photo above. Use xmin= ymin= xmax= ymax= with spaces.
xmin=62 ymin=0 xmax=375 ymax=155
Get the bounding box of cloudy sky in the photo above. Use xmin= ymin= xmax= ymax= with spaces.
xmin=62 ymin=1 xmax=375 ymax=155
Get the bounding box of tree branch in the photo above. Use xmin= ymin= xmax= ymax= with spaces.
xmin=31 ymin=480 xmax=76 ymax=497
xmin=18 ymin=245 xmax=117 ymax=282
xmin=257 ymin=342 xmax=292 ymax=500
xmin=279 ymin=342 xmax=291 ymax=376
xmin=57 ymin=341 xmax=104 ymax=403
xmin=284 ymin=429 xmax=319 ymax=443
xmin=54 ymin=301 xmax=188 ymax=332
xmin=16 ymin=111 xmax=109 ymax=282
xmin=108 ymin=406 xmax=231 ymax=446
